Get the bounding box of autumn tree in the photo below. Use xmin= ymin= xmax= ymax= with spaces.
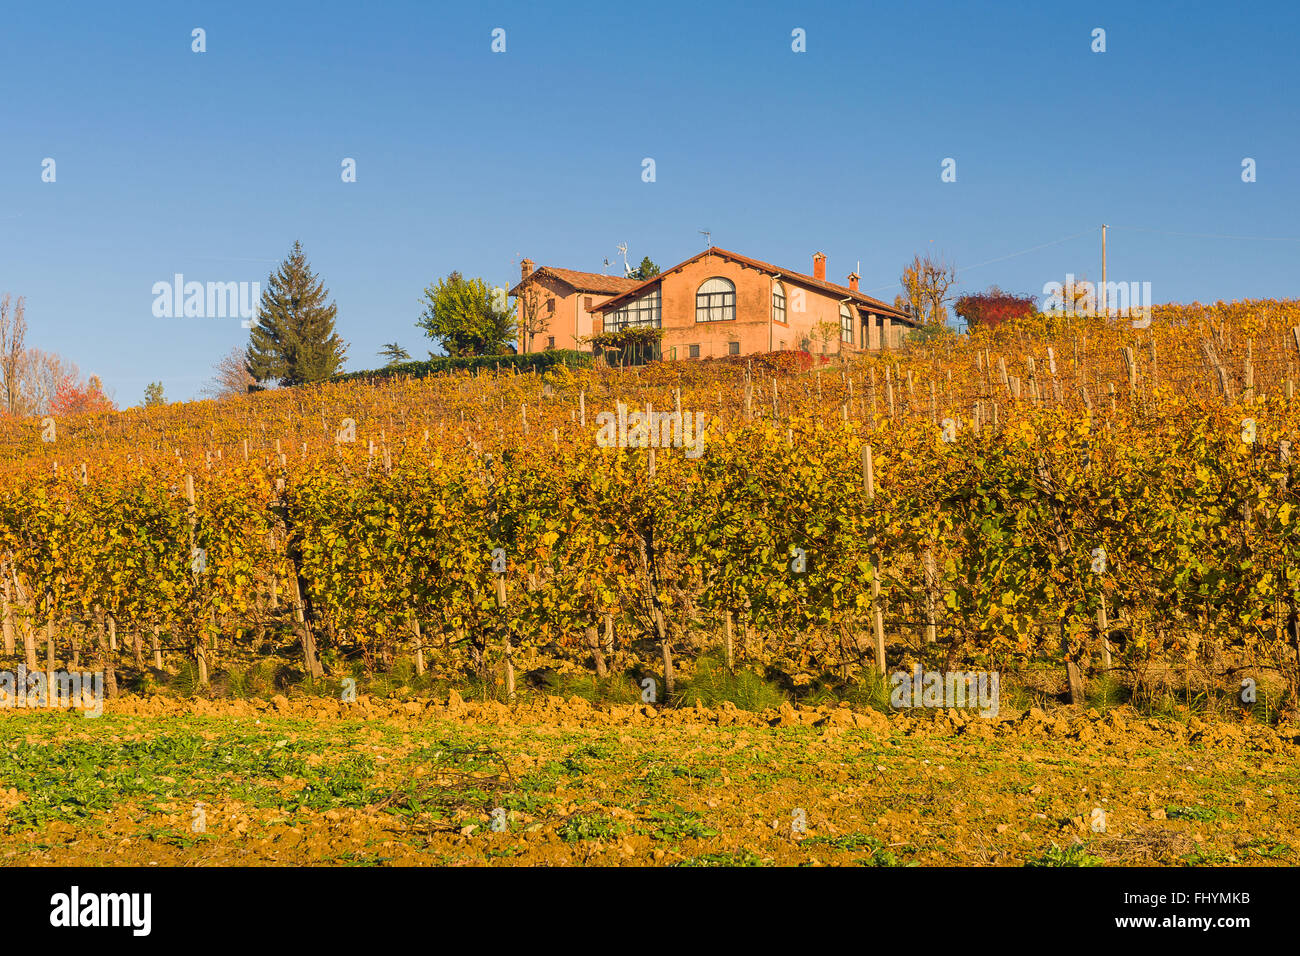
xmin=247 ymin=241 xmax=348 ymax=386
xmin=898 ymin=254 xmax=958 ymax=327
xmin=50 ymin=374 xmax=115 ymax=416
xmin=0 ymin=294 xmax=26 ymax=416
xmin=16 ymin=348 xmax=78 ymax=416
xmin=418 ymin=272 xmax=515 ymax=356
xmin=954 ymin=288 xmax=1038 ymax=329
xmin=203 ymin=345 xmax=257 ymax=400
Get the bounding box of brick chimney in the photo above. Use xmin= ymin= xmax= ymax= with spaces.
xmin=521 ymin=258 xmax=535 ymax=282
xmin=848 ymin=272 xmax=860 ymax=292
xmin=812 ymin=252 xmax=826 ymax=280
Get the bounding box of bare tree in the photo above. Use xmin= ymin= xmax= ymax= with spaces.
xmin=0 ymin=294 xmax=27 ymax=416
xmin=16 ymin=348 xmax=79 ymax=417
xmin=201 ymin=345 xmax=256 ymax=400
xmin=515 ymin=283 xmax=550 ymax=353
xmin=898 ymin=254 xmax=958 ymax=327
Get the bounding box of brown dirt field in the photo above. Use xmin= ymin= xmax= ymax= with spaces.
xmin=0 ymin=694 xmax=1295 ymax=866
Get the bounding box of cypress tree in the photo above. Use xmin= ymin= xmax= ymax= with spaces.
xmin=246 ymin=241 xmax=348 ymax=386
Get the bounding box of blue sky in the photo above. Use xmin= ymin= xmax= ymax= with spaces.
xmin=2 ymin=0 xmax=1298 ymax=403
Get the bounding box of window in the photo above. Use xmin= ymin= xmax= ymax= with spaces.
xmin=696 ymin=277 xmax=736 ymax=322
xmin=547 ymin=297 xmax=556 ymax=314
xmin=688 ymin=344 xmax=700 ymax=359
xmin=605 ymin=288 xmax=661 ymax=332
xmin=728 ymin=341 xmax=740 ymax=355
xmin=583 ymin=296 xmax=593 ymax=310
xmin=772 ymin=281 xmax=787 ymax=324
xmin=840 ymin=304 xmax=853 ymax=344
xmin=546 ymin=336 xmax=555 ymax=349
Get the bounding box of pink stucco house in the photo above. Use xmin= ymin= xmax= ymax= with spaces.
xmin=511 ymin=247 xmax=915 ymax=360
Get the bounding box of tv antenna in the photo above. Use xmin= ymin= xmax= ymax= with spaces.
xmin=699 ymin=229 xmax=712 ymax=248
xmin=602 ymin=257 xmax=611 ymax=274
xmin=616 ymin=242 xmax=631 ymax=276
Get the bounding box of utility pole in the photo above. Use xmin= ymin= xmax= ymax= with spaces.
xmin=1100 ymin=224 xmax=1108 ymax=318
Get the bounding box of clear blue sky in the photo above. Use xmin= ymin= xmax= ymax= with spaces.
xmin=3 ymin=0 xmax=1298 ymax=403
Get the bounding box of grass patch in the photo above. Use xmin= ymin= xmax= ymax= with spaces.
xmin=675 ymin=656 xmax=788 ymax=711
xmin=1026 ymin=842 xmax=1103 ymax=867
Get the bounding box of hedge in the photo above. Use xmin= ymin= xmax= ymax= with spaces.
xmin=331 ymin=349 xmax=593 ymax=383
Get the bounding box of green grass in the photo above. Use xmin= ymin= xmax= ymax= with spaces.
xmin=558 ymin=813 xmax=623 ymax=842
xmin=675 ymin=656 xmax=789 ymax=711
xmin=1026 ymin=842 xmax=1103 ymax=867
xmin=644 ymin=807 xmax=717 ymax=842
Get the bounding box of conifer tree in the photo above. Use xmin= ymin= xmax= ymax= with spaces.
xmin=246 ymin=241 xmax=348 ymax=385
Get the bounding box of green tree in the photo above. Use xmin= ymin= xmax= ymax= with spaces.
xmin=142 ymin=381 xmax=165 ymax=407
xmin=416 ymin=272 xmax=515 ymax=357
xmin=631 ymin=256 xmax=660 ymax=280
xmin=379 ymin=342 xmax=411 ymax=366
xmin=246 ymin=241 xmax=348 ymax=386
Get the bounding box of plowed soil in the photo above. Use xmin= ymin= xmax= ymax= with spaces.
xmin=1 ymin=694 xmax=1295 ymax=866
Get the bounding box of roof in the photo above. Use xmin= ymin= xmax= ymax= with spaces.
xmin=508 ymin=266 xmax=644 ymax=298
xmin=587 ymin=247 xmax=914 ymax=322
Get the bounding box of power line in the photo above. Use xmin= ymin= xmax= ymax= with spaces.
xmin=1109 ymin=225 xmax=1300 ymax=243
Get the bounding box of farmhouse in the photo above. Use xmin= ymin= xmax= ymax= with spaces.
xmin=507 ymin=261 xmax=642 ymax=353
xmin=511 ymin=247 xmax=916 ymax=361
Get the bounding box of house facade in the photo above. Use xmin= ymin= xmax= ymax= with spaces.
xmin=513 ymin=247 xmax=915 ymax=361
xmin=507 ymin=260 xmax=642 ymax=352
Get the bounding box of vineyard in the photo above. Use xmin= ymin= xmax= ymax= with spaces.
xmin=3 ymin=300 xmax=1300 ymax=712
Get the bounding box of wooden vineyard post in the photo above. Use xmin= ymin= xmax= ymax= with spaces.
xmin=1121 ymin=347 xmax=1136 ymax=395
xmin=923 ymin=548 xmax=937 ymax=645
xmin=1 ymin=572 xmax=14 ymax=656
xmin=411 ymin=618 xmax=426 ymax=676
xmin=11 ymin=570 xmax=37 ymax=671
xmin=863 ymin=444 xmax=887 ymax=675
xmin=1097 ymin=593 xmax=1112 ymax=671
xmin=724 ymin=609 xmax=735 ymax=674
xmin=288 ymin=571 xmax=323 ymax=681
xmin=185 ymin=474 xmax=208 ymax=687
xmin=497 ymin=572 xmax=515 ymax=702
xmin=585 ymin=624 xmax=608 ymax=678
xmin=1243 ymin=339 xmax=1254 ymax=402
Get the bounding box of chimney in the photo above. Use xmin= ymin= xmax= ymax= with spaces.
xmin=521 ymin=258 xmax=535 ymax=282
xmin=812 ymin=252 xmax=826 ymax=281
xmin=848 ymin=272 xmax=860 ymax=292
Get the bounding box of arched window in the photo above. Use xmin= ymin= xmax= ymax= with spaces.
xmin=772 ymin=281 xmax=787 ymax=324
xmin=840 ymin=304 xmax=853 ymax=343
xmin=696 ymin=277 xmax=736 ymax=322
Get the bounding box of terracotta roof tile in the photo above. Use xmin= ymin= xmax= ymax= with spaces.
xmin=587 ymin=247 xmax=914 ymax=321
xmin=508 ymin=266 xmax=643 ymax=297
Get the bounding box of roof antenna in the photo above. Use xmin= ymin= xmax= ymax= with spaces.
xmin=617 ymin=242 xmax=632 ymax=276
xmin=699 ymin=229 xmax=712 ymax=248
xmin=602 ymin=257 xmax=610 ymax=274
